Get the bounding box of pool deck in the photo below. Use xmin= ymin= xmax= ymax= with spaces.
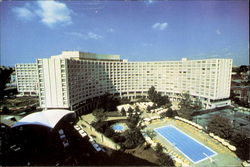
xmin=144 ymin=118 xmax=242 ymax=167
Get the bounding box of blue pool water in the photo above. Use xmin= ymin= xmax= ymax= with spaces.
xmin=154 ymin=125 xmax=217 ymax=163
xmin=112 ymin=124 xmax=125 ymax=131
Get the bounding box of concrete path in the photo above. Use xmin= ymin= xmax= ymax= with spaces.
xmin=77 ymin=119 xmax=121 ymax=150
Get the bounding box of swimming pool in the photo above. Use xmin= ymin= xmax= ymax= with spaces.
xmin=112 ymin=124 xmax=125 ymax=131
xmin=154 ymin=125 xmax=217 ymax=163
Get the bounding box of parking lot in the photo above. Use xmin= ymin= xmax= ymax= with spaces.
xmin=73 ymin=124 xmax=104 ymax=152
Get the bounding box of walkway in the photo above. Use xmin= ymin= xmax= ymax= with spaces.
xmin=77 ymin=119 xmax=121 ymax=150
xmin=106 ymin=116 xmax=127 ymax=121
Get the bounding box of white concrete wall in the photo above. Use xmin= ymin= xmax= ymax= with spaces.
xmin=37 ymin=58 xmax=69 ymax=109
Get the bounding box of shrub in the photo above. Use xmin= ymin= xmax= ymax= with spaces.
xmin=121 ymin=108 xmax=126 ymax=116
xmin=104 ymin=127 xmax=115 ymax=138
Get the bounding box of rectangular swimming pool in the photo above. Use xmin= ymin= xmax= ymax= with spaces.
xmin=154 ymin=125 xmax=217 ymax=163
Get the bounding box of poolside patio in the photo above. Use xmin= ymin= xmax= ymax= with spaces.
xmin=143 ymin=117 xmax=242 ymax=167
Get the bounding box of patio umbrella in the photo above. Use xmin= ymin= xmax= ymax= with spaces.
xmin=197 ymin=125 xmax=203 ymax=129
xmin=220 ymin=138 xmax=226 ymax=143
xmin=228 ymin=145 xmax=236 ymax=151
xmin=222 ymin=141 xmax=230 ymax=147
xmin=189 ymin=122 xmax=195 ymax=126
xmin=174 ymin=158 xmax=183 ymax=163
xmin=209 ymin=133 xmax=214 ymax=137
xmin=213 ymin=135 xmax=219 ymax=140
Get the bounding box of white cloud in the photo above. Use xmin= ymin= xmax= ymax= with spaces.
xmin=12 ymin=1 xmax=72 ymax=28
xmin=152 ymin=22 xmax=168 ymax=30
xmin=36 ymin=1 xmax=72 ymax=27
xmin=67 ymin=32 xmax=84 ymax=38
xmin=107 ymin=28 xmax=114 ymax=33
xmin=12 ymin=7 xmax=35 ymax=20
xmin=87 ymin=32 xmax=103 ymax=40
xmin=148 ymin=0 xmax=153 ymax=4
xmin=67 ymin=31 xmax=103 ymax=40
xmin=144 ymin=0 xmax=155 ymax=6
xmin=216 ymin=29 xmax=221 ymax=35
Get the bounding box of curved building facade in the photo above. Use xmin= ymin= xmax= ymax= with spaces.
xmin=36 ymin=51 xmax=232 ymax=114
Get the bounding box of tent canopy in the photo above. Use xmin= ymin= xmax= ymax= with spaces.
xmin=12 ymin=109 xmax=75 ymax=129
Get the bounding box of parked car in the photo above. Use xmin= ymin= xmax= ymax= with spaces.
xmin=92 ymin=143 xmax=102 ymax=152
xmin=74 ymin=125 xmax=81 ymax=131
xmin=62 ymin=140 xmax=69 ymax=148
xmin=79 ymin=129 xmax=87 ymax=137
xmin=10 ymin=145 xmax=21 ymax=152
xmin=89 ymin=136 xmax=95 ymax=143
xmin=241 ymin=160 xmax=250 ymax=167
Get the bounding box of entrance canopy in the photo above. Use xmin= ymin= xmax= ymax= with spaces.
xmin=12 ymin=109 xmax=75 ymax=129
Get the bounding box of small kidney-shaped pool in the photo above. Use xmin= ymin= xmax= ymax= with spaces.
xmin=111 ymin=123 xmax=128 ymax=132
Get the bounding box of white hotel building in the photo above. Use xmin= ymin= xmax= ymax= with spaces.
xmin=15 ymin=63 xmax=38 ymax=96
xmin=34 ymin=51 xmax=232 ymax=115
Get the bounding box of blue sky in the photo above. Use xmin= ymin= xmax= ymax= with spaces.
xmin=1 ymin=0 xmax=249 ymax=66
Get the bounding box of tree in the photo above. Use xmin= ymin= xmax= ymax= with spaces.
xmin=97 ymin=93 xmax=121 ymax=111
xmin=146 ymin=105 xmax=151 ymax=112
xmin=148 ymin=86 xmax=172 ymax=107
xmin=123 ymin=128 xmax=145 ymax=149
xmin=207 ymin=114 xmax=233 ymax=139
xmin=177 ymin=92 xmax=202 ymax=120
xmin=1 ymin=106 xmax=10 ymax=114
xmin=154 ymin=93 xmax=171 ymax=107
xmin=155 ymin=143 xmax=174 ymax=166
xmin=231 ymin=131 xmax=250 ymax=160
xmin=104 ymin=128 xmax=114 ymax=138
xmin=192 ymin=99 xmax=202 ymax=111
xmin=144 ymin=143 xmax=151 ymax=150
xmin=155 ymin=143 xmax=163 ymax=156
xmin=127 ymin=107 xmax=134 ymax=115
xmin=0 ymin=67 xmax=13 ymax=98
xmin=151 ymin=103 xmax=157 ymax=109
xmin=127 ymin=113 xmax=140 ymax=129
xmin=157 ymin=152 xmax=175 ymax=166
xmin=121 ymin=108 xmax=126 ymax=116
xmin=112 ymin=133 xmax=126 ymax=144
xmin=148 ymin=86 xmax=157 ymax=102
xmin=92 ymin=108 xmax=106 ymax=122
xmin=134 ymin=106 xmax=142 ymax=115
xmin=239 ymin=65 xmax=248 ymax=73
xmin=160 ymin=108 xmax=177 ymax=118
xmin=144 ymin=130 xmax=156 ymax=139
xmin=135 ymin=106 xmax=140 ymax=112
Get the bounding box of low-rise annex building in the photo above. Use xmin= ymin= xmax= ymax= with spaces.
xmin=34 ymin=51 xmax=232 ymax=115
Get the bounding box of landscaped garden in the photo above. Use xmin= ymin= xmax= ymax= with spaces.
xmin=78 ymin=86 xmax=247 ymax=166
xmin=85 ymin=87 xmax=177 ymax=166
